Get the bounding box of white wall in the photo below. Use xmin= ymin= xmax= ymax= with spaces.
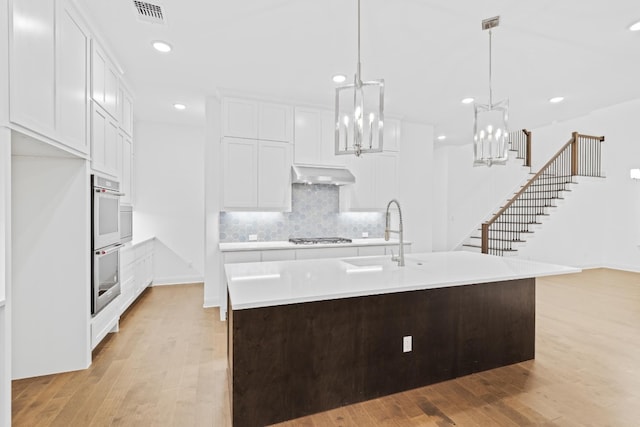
xmin=11 ymin=152 xmax=91 ymax=379
xmin=399 ymin=121 xmax=434 ymax=253
xmin=436 ymin=98 xmax=640 ymax=270
xmin=521 ymin=99 xmax=640 ymax=270
xmin=432 ymin=144 xmax=449 ymax=251
xmin=133 ymin=121 xmax=205 ymax=285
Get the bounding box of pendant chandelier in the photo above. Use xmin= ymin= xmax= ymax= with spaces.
xmin=335 ymin=0 xmax=384 ymax=157
xmin=473 ymin=16 xmax=509 ymax=166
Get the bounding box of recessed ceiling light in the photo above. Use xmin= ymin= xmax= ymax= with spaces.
xmin=461 ymin=97 xmax=474 ymax=104
xmin=332 ymin=74 xmax=347 ymax=84
xmin=437 ymin=135 xmax=446 ymax=141
xmin=152 ymin=41 xmax=172 ymax=53
xmin=549 ymin=96 xmax=565 ymax=104
xmin=629 ymin=21 xmax=640 ymax=31
xmin=173 ymin=103 xmax=186 ymax=110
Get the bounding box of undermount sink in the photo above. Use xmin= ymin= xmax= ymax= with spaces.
xmin=342 ymin=256 xmax=429 ymax=270
xmin=342 ymin=257 xmax=395 ymax=268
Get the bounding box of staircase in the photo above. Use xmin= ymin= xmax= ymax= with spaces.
xmin=462 ymin=132 xmax=605 ymax=256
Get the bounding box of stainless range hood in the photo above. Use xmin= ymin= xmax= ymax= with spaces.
xmin=291 ymin=165 xmax=355 ymax=186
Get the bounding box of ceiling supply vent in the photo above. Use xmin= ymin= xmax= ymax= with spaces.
xmin=133 ymin=1 xmax=166 ymax=25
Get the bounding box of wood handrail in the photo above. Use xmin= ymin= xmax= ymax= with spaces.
xmin=484 ymin=137 xmax=574 ymax=228
xmin=575 ymin=133 xmax=605 ymax=142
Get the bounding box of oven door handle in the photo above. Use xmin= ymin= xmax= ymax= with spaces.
xmin=94 ymin=188 xmax=125 ymax=196
xmin=96 ymin=243 xmax=123 ymax=256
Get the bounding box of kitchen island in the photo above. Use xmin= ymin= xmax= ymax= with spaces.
xmin=225 ymin=251 xmax=579 ymax=427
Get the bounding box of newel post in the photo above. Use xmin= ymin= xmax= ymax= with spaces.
xmin=571 ymin=131 xmax=579 ymax=176
xmin=524 ymin=129 xmax=532 ymax=168
xmin=481 ymin=223 xmax=489 ymax=254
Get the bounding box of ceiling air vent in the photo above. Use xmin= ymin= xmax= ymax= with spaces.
xmin=133 ymin=1 xmax=166 ymax=25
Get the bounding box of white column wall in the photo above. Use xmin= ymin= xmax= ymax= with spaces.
xmin=399 ymin=121 xmax=434 ymax=253
xmin=11 ymin=152 xmax=91 ymax=379
xmin=0 ymin=128 xmax=11 ymax=427
xmin=204 ymin=97 xmax=222 ymax=307
xmin=133 ymin=121 xmax=205 ymax=285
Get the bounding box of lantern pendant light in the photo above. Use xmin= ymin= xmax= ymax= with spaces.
xmin=473 ymin=16 xmax=509 ymax=166
xmin=335 ymin=0 xmax=384 ymax=157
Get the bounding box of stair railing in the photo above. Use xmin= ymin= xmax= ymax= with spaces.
xmin=481 ymin=132 xmax=604 ymax=255
xmin=509 ymin=129 xmax=532 ymax=167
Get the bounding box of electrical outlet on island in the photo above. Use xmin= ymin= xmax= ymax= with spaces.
xmin=403 ymin=336 xmax=412 ymax=353
xmin=248 ymin=234 xmax=258 ymax=242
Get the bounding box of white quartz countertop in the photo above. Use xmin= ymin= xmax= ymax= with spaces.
xmin=219 ymin=238 xmax=411 ymax=252
xmin=225 ymin=251 xmax=580 ymax=310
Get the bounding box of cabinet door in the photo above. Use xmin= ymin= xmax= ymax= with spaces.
xmin=91 ymin=103 xmax=118 ymax=176
xmin=294 ymin=108 xmax=322 ymax=164
xmin=91 ymin=41 xmax=118 ymax=118
xmin=258 ymin=141 xmax=292 ymax=211
xmin=375 ymin=153 xmax=399 ymax=206
xmin=222 ymin=137 xmax=258 ymax=209
xmin=56 ymin=2 xmax=89 ymax=154
xmin=345 ymin=156 xmax=377 ymax=210
xmin=121 ymin=137 xmax=133 ymax=205
xmin=122 ymin=90 xmax=133 ymax=136
xmin=222 ymin=98 xmax=258 ymax=139
xmin=383 ymin=118 xmax=401 ymax=152
xmin=10 ymin=0 xmax=56 ymax=135
xmin=261 ymin=249 xmax=296 ymax=262
xmin=259 ymin=103 xmax=292 ymax=142
xmin=295 ymin=247 xmax=358 ymax=260
xmin=357 ymin=246 xmax=386 ymax=256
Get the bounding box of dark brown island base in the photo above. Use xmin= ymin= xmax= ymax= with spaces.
xmin=228 ymin=277 xmax=535 ymax=427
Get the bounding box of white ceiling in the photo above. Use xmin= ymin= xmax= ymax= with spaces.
xmin=79 ymin=0 xmax=640 ymax=145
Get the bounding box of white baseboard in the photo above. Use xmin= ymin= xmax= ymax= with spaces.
xmin=151 ymin=275 xmax=204 ymax=286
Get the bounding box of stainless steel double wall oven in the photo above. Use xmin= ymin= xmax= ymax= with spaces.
xmin=91 ymin=174 xmax=124 ymax=316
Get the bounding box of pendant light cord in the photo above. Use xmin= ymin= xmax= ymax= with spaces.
xmin=489 ymin=28 xmax=493 ymax=106
xmin=356 ymin=0 xmax=362 ymax=83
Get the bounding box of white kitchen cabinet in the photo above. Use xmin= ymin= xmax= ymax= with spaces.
xmin=294 ymin=107 xmax=345 ymax=166
xmin=222 ymin=137 xmax=292 ymax=211
xmin=9 ymin=0 xmax=56 ymax=136
xmin=91 ymin=40 xmax=119 ymax=119
xmin=222 ymin=97 xmax=292 ymax=142
xmin=222 ymin=137 xmax=258 ymax=209
xmin=222 ymin=98 xmax=259 ymax=139
xmin=383 ymin=118 xmax=401 ymax=152
xmin=340 ymin=152 xmax=399 ymax=211
xmin=55 ymin=0 xmax=90 ymax=154
xmin=357 ymin=246 xmax=386 ymax=256
xmin=117 ymin=132 xmax=133 ymax=204
xmin=120 ymin=239 xmax=154 ymax=315
xmin=91 ymin=102 xmax=119 ymax=177
xmin=261 ymin=249 xmax=296 ymax=261
xmin=259 ymin=102 xmax=293 ymax=142
xmin=117 ymin=85 xmax=134 ymax=137
xmin=91 ymin=294 xmax=121 ymax=350
xmin=258 ymin=141 xmax=292 ymax=210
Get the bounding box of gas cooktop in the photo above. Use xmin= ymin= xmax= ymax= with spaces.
xmin=288 ymin=237 xmax=353 ymax=245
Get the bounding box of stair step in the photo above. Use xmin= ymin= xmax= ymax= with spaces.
xmin=501 ymin=205 xmax=557 ymax=209
xmin=523 ymin=189 xmax=572 ymax=194
xmin=462 ymin=244 xmax=518 ymax=252
xmin=508 ymin=197 xmax=564 ymax=201
xmin=529 ymin=182 xmax=576 ymax=187
xmin=470 ymin=236 xmax=525 ymax=243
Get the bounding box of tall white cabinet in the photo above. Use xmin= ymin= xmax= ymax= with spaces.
xmin=221 ymin=98 xmax=293 ymax=212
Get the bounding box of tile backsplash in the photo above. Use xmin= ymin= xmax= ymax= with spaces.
xmin=219 ymin=184 xmax=385 ymax=242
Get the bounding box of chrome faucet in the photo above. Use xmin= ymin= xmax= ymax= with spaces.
xmin=384 ymin=199 xmax=404 ymax=267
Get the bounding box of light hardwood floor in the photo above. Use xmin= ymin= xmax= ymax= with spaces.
xmin=12 ymin=268 xmax=640 ymax=426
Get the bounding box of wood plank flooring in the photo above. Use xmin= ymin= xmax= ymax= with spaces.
xmin=12 ymin=268 xmax=640 ymax=426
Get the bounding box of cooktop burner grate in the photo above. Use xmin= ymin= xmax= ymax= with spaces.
xmin=289 ymin=237 xmax=353 ymax=245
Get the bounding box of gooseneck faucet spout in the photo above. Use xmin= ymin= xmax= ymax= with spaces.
xmin=384 ymin=199 xmax=404 ymax=267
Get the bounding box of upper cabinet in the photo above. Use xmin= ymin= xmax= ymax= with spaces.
xmin=91 ymin=102 xmax=119 ymax=177
xmin=293 ymin=107 xmax=345 ymax=166
xmin=383 ymin=118 xmax=401 ymax=152
xmin=91 ymin=40 xmax=119 ymax=119
xmin=117 ymin=86 xmax=134 ymax=137
xmin=56 ymin=1 xmax=91 ymax=154
xmin=222 ymin=97 xmax=292 ymax=143
xmin=340 ymin=152 xmax=399 ymax=212
xmin=221 ymin=137 xmax=292 ymax=211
